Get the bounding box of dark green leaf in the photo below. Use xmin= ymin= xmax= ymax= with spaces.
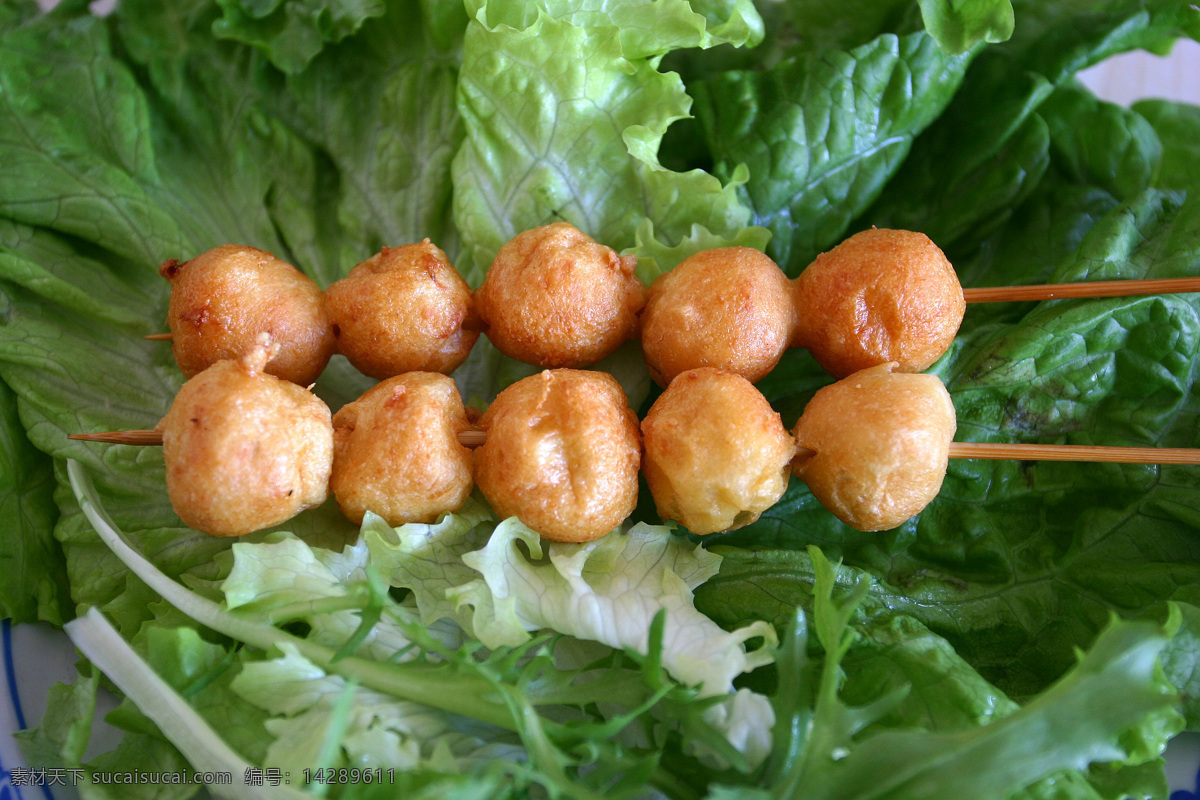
xmin=1136 ymin=98 xmax=1200 ymax=193
xmin=691 ymin=31 xmax=973 ymax=273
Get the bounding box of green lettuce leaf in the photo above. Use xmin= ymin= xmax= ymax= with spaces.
xmin=862 ymin=0 xmax=1200 ymax=251
xmin=230 ymin=643 xmax=523 ymax=776
xmin=709 ymin=549 xmax=1182 ymax=800
xmin=917 ymin=0 xmax=1014 ymax=54
xmin=689 ymin=29 xmax=974 ymax=273
xmin=1137 ymin=98 xmax=1200 ymax=192
xmin=0 ymin=374 xmax=66 ymax=624
xmin=212 ymin=0 xmax=387 ymax=73
xmin=1041 ymin=84 xmax=1163 ymax=202
xmin=366 ymin=507 xmax=776 ymax=699
xmin=64 ymin=462 xmax=772 ymax=798
xmin=451 ymin=0 xmax=762 ymax=282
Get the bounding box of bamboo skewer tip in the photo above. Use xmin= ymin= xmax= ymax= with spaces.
xmin=963 ymin=276 xmax=1200 ymax=304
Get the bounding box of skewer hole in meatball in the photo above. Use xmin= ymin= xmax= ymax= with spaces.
xmin=641 ymin=368 xmax=796 ymax=535
xmin=331 ymin=372 xmax=474 ymax=527
xmin=155 ymin=334 xmax=334 ymax=537
xmin=473 ymin=222 xmax=645 ymax=368
xmin=641 ymin=247 xmax=797 ymax=386
xmin=790 ymin=362 xmax=956 ymax=531
xmin=160 ymin=244 xmax=335 ymax=386
xmin=793 ymin=228 xmax=964 ymax=378
xmin=324 ymin=240 xmax=479 ymax=380
xmin=473 ymin=369 xmax=641 ymax=543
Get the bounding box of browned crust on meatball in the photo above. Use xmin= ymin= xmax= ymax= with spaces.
xmin=793 ymin=228 xmax=964 ymax=378
xmin=324 ymin=240 xmax=479 ymax=380
xmin=157 ymin=340 xmax=333 ymax=537
xmin=331 ymin=372 xmax=473 ymax=526
xmin=641 ymin=247 xmax=796 ymax=386
xmin=791 ymin=362 xmax=956 ymax=531
xmin=162 ymin=244 xmax=335 ymax=386
xmin=474 ymin=222 xmax=644 ymax=368
xmin=641 ymin=367 xmax=795 ymax=535
xmin=473 ymin=369 xmax=641 ymax=543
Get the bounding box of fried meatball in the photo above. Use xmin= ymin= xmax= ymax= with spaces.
xmin=791 ymin=362 xmax=956 ymax=531
xmin=324 ymin=240 xmax=479 ymax=380
xmin=641 ymin=247 xmax=797 ymax=386
xmin=474 ymin=222 xmax=644 ymax=368
xmin=156 ymin=336 xmax=333 ymax=537
xmin=793 ymin=228 xmax=964 ymax=378
xmin=641 ymin=368 xmax=795 ymax=535
xmin=161 ymin=244 xmax=335 ymax=386
xmin=331 ymin=372 xmax=473 ymax=527
xmin=473 ymin=369 xmax=640 ymax=543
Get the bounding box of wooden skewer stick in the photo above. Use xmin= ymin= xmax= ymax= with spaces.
xmin=72 ymin=430 xmax=1200 ymax=464
xmin=947 ymin=441 xmax=1200 ymax=464
xmin=70 ymin=429 xmax=492 ymax=449
xmin=963 ymin=276 xmax=1200 ymax=304
xmin=144 ymin=332 xmax=174 ymax=341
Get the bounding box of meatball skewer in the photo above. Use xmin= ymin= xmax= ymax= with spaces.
xmin=74 ymin=368 xmax=1200 ymax=540
xmin=151 ymin=231 xmax=1200 ymax=393
xmin=74 ymin=426 xmax=1197 ymax=465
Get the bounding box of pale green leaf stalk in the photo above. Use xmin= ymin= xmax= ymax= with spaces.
xmin=65 ymin=607 xmax=312 ymax=800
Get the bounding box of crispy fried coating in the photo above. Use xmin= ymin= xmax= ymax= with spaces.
xmin=642 ymin=368 xmax=795 ymax=535
xmin=641 ymin=247 xmax=797 ymax=386
xmin=157 ymin=338 xmax=333 ymax=537
xmin=331 ymin=372 xmax=473 ymax=526
xmin=791 ymin=362 xmax=956 ymax=531
xmin=324 ymin=240 xmax=479 ymax=380
xmin=160 ymin=244 xmax=334 ymax=386
xmin=793 ymin=228 xmax=964 ymax=378
xmin=474 ymin=222 xmax=644 ymax=368
xmin=473 ymin=369 xmax=640 ymax=543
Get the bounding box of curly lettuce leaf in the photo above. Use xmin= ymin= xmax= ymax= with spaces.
xmin=625 ymin=219 xmax=772 ymax=284
xmin=212 ymin=0 xmax=387 ymax=73
xmin=917 ymin=0 xmax=1014 ymax=54
xmin=63 ymin=463 xmax=772 ymax=797
xmin=230 ymin=643 xmax=524 ymax=776
xmin=451 ymin=0 xmax=762 ymax=282
xmin=366 ymin=507 xmax=775 ymax=699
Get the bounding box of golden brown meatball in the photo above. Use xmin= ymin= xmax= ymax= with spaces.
xmin=641 ymin=247 xmax=797 ymax=386
xmin=324 ymin=240 xmax=479 ymax=380
xmin=791 ymin=362 xmax=956 ymax=531
xmin=474 ymin=222 xmax=644 ymax=368
xmin=793 ymin=228 xmax=964 ymax=378
xmin=331 ymin=372 xmax=473 ymax=527
xmin=156 ymin=336 xmax=333 ymax=537
xmin=641 ymin=368 xmax=795 ymax=535
xmin=473 ymin=369 xmax=640 ymax=543
xmin=160 ymin=244 xmax=335 ymax=386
